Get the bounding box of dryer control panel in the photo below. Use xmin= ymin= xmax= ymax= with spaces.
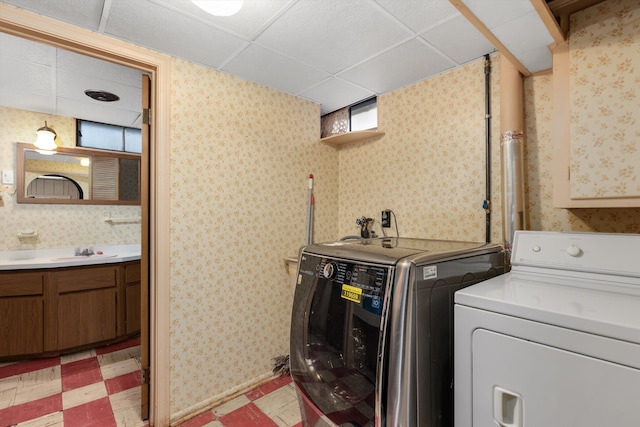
xmin=512 ymin=230 xmax=640 ymax=278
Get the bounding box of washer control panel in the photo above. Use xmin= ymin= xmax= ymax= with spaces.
xmin=511 ymin=230 xmax=640 ymax=277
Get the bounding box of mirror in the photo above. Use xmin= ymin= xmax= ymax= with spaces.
xmin=16 ymin=143 xmax=141 ymax=205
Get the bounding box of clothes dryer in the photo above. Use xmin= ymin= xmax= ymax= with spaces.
xmin=455 ymin=231 xmax=640 ymax=427
xmin=290 ymin=237 xmax=505 ymax=427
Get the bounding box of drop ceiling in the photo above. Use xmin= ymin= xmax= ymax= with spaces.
xmin=0 ymin=0 xmax=583 ymax=128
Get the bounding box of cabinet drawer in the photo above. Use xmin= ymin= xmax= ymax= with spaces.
xmin=57 ymin=265 xmax=118 ymax=293
xmin=0 ymin=272 xmax=45 ymax=297
xmin=125 ymin=263 xmax=141 ymax=284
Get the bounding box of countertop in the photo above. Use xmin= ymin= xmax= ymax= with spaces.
xmin=0 ymin=244 xmax=141 ymax=271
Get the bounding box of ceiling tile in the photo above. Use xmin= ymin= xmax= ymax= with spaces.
xmin=515 ymin=45 xmax=552 ymax=73
xmin=461 ymin=0 xmax=535 ymax=30
xmin=0 ymin=59 xmax=54 ymax=101
xmin=56 ymin=49 xmax=143 ymax=88
xmin=420 ymin=14 xmax=495 ymax=64
xmin=222 ymin=44 xmax=330 ymax=95
xmin=255 ymin=0 xmax=413 ymax=74
xmin=56 ymin=97 xmax=141 ymax=128
xmin=56 ymin=69 xmax=141 ymax=113
xmin=0 ymin=32 xmax=55 ymax=66
xmin=297 ymin=78 xmax=373 ymax=115
xmin=106 ymin=0 xmax=247 ymax=68
xmin=153 ymin=0 xmax=293 ymax=39
xmin=492 ymin=10 xmax=555 ymax=55
xmin=0 ymin=0 xmax=104 ymax=31
xmin=372 ymin=0 xmax=460 ymax=33
xmin=339 ymin=38 xmax=456 ymax=95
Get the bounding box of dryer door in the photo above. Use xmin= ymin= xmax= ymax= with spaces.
xmin=290 ymin=252 xmax=391 ymax=427
xmin=471 ymin=329 xmax=640 ymax=426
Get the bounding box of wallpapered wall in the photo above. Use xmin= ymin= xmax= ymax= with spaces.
xmin=0 ymin=106 xmax=141 ymax=250
xmin=167 ymin=58 xmax=338 ymax=418
xmin=338 ymin=56 xmax=503 ymax=243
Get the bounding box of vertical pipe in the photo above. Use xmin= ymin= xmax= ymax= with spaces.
xmin=500 ymin=57 xmax=525 ymax=260
xmin=484 ymin=54 xmax=492 ymax=243
xmin=501 ymin=131 xmax=526 ymax=258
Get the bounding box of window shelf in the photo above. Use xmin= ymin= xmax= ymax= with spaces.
xmin=319 ymin=130 xmax=385 ymax=148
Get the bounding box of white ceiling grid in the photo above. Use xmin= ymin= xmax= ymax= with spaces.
xmin=0 ymin=0 xmax=554 ymax=126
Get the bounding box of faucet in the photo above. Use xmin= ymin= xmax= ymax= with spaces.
xmin=75 ymin=247 xmax=95 ymax=256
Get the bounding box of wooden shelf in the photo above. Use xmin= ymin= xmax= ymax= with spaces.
xmin=319 ymin=130 xmax=385 ymax=147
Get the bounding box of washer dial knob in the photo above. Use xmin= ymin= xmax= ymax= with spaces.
xmin=323 ymin=262 xmax=337 ymax=279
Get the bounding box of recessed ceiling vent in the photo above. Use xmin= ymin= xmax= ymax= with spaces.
xmin=84 ymin=90 xmax=120 ymax=102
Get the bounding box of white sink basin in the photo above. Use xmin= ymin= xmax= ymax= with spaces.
xmin=53 ymin=254 xmax=118 ymax=261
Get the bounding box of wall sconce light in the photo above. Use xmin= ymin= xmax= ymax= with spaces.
xmin=192 ymin=0 xmax=243 ymax=16
xmin=34 ymin=121 xmax=57 ymax=151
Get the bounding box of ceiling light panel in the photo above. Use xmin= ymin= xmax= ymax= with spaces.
xmin=105 ymin=0 xmax=246 ymax=68
xmin=156 ymin=0 xmax=292 ymax=40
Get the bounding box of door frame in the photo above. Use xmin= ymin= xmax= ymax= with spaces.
xmin=0 ymin=5 xmax=172 ymax=426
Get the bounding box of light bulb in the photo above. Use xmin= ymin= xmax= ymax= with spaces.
xmin=192 ymin=0 xmax=243 ymax=17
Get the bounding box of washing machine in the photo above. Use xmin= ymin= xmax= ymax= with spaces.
xmin=454 ymin=230 xmax=640 ymax=427
xmin=290 ymin=237 xmax=505 ymax=427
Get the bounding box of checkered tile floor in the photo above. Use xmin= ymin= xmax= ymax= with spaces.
xmin=0 ymin=337 xmax=302 ymax=427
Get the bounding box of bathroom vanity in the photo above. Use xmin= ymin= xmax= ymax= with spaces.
xmin=0 ymin=246 xmax=140 ymax=359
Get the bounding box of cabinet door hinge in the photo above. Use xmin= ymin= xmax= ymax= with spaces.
xmin=567 ymin=166 xmax=571 ymax=180
xmin=141 ymin=368 xmax=150 ymax=384
xmin=143 ymin=108 xmax=151 ymax=125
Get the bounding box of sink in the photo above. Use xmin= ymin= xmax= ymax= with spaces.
xmin=53 ymin=254 xmax=118 ymax=261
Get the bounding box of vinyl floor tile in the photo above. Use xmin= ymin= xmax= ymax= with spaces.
xmin=3 ymin=335 xmax=301 ymax=427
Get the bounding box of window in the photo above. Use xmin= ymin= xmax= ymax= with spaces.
xmin=77 ymin=120 xmax=141 ymax=153
xmin=349 ymin=97 xmax=377 ymax=131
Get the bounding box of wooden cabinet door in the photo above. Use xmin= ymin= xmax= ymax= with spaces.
xmin=57 ymin=288 xmax=117 ymax=349
xmin=0 ymin=272 xmax=46 ymax=357
xmin=125 ymin=262 xmax=141 ymax=334
xmin=0 ymin=297 xmax=44 ymax=357
xmin=56 ymin=265 xmax=119 ymax=350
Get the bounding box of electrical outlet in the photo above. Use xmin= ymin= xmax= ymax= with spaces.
xmin=381 ymin=210 xmax=391 ymax=228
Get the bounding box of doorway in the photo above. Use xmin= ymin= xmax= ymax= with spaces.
xmin=0 ymin=5 xmax=171 ymax=425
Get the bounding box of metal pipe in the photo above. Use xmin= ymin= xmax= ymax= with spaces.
xmin=501 ymin=131 xmax=526 ymax=259
xmin=483 ymin=54 xmax=492 ymax=243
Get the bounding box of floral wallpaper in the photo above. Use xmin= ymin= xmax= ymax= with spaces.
xmin=569 ymin=0 xmax=640 ymax=198
xmin=167 ymin=58 xmax=337 ymax=418
xmin=338 ymin=56 xmax=504 ymax=244
xmin=0 ymin=106 xmax=141 ymax=251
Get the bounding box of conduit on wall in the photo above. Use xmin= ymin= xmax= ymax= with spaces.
xmin=483 ymin=54 xmax=492 ymax=243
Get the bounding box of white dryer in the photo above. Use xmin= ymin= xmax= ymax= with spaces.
xmin=454 ymin=230 xmax=640 ymax=427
